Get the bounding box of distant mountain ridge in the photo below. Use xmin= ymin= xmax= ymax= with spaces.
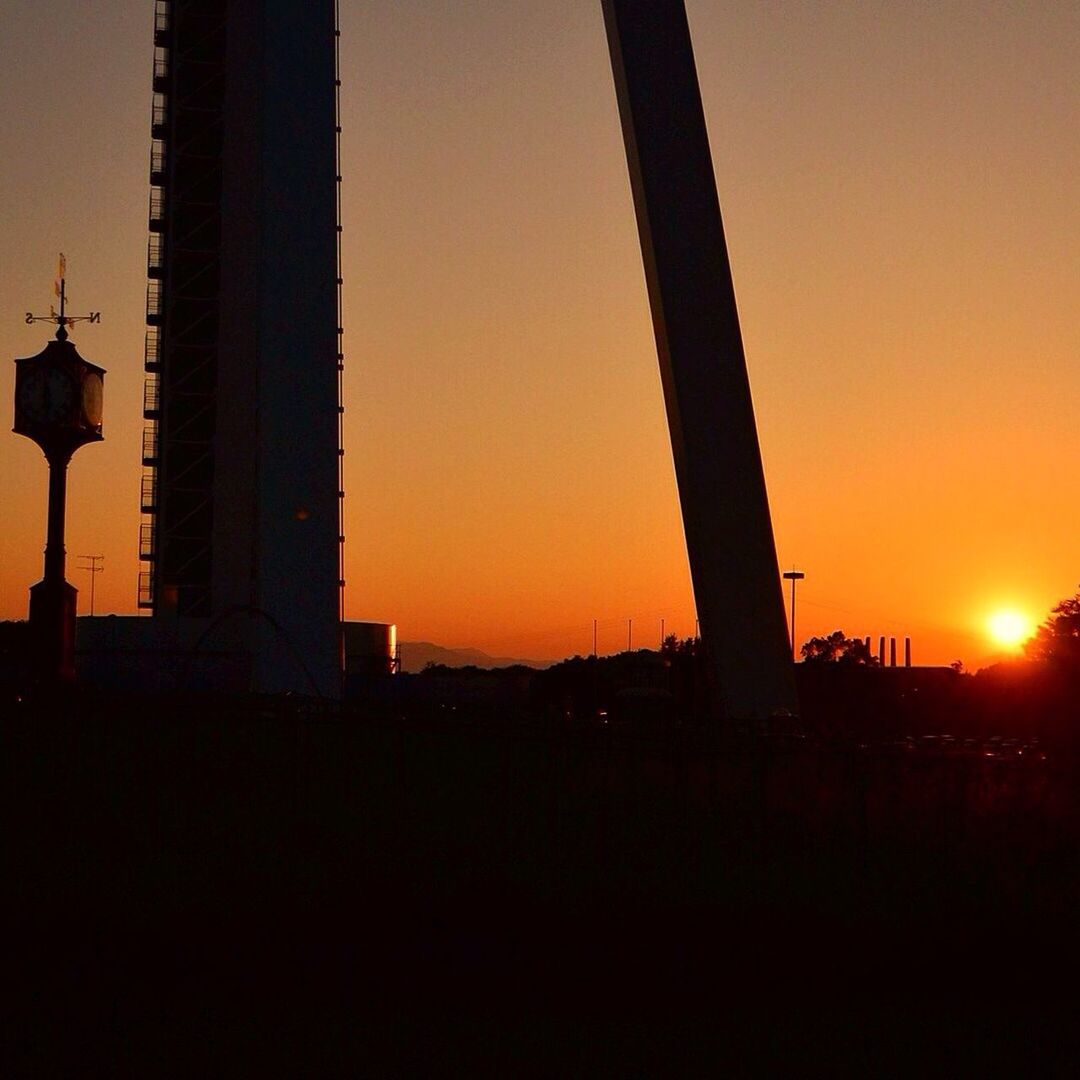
xmin=398 ymin=642 xmax=552 ymax=674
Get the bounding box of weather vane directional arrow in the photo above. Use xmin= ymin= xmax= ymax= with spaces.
xmin=24 ymin=254 xmax=101 ymax=341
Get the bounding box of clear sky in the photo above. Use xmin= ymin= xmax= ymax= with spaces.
xmin=1 ymin=1 xmax=1077 ymax=667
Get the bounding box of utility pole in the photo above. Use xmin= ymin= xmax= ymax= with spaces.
xmin=782 ymin=569 xmax=806 ymax=661
xmin=593 ymin=619 xmax=597 ymax=658
xmin=660 ymin=617 xmax=665 ymax=647
xmin=77 ymin=554 xmax=104 ymax=615
xmin=627 ymin=619 xmax=632 ymax=652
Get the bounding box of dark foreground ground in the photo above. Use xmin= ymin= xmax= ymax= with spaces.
xmin=5 ymin=690 xmax=1079 ymax=1073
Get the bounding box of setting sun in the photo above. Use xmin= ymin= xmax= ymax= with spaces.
xmin=987 ymin=610 xmax=1033 ymax=650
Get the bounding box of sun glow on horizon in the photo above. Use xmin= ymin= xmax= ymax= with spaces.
xmin=987 ymin=610 xmax=1033 ymax=651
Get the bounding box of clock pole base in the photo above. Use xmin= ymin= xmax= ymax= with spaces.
xmin=29 ymin=578 xmax=78 ymax=684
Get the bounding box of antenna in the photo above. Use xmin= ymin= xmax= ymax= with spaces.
xmin=25 ymin=254 xmax=101 ymax=340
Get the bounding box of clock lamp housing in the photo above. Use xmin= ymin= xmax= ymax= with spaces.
xmin=13 ymin=338 xmax=105 ymax=455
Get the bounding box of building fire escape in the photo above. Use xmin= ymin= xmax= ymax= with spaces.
xmin=139 ymin=0 xmax=227 ymax=615
xmin=335 ymin=0 xmax=346 ymax=623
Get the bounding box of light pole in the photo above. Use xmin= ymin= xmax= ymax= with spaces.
xmin=783 ymin=569 xmax=805 ymax=661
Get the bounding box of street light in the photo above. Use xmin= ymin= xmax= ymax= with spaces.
xmin=782 ymin=569 xmax=805 ymax=661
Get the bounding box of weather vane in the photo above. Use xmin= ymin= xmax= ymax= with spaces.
xmin=25 ymin=254 xmax=101 ymax=341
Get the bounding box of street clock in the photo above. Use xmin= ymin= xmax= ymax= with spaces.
xmin=14 ymin=338 xmax=105 ymax=451
xmin=12 ymin=260 xmax=106 ymax=685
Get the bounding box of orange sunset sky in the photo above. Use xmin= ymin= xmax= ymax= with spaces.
xmin=1 ymin=1 xmax=1077 ymax=667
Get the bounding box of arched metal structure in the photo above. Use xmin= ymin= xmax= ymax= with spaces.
xmin=602 ymin=0 xmax=797 ymax=719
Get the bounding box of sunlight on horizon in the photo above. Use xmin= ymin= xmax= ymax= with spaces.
xmin=986 ymin=610 xmax=1034 ymax=651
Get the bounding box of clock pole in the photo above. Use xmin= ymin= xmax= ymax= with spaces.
xmin=14 ymin=259 xmax=105 ymax=686
xmin=44 ymin=448 xmax=72 ymax=583
xmin=29 ymin=447 xmax=78 ymax=683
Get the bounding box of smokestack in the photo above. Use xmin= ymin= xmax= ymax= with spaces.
xmin=905 ymin=637 xmax=911 ymax=667
xmin=890 ymin=637 xmax=897 ymax=667
xmin=878 ymin=636 xmax=886 ymax=665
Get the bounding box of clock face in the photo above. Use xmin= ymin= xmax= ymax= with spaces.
xmin=16 ymin=368 xmax=48 ymax=423
xmin=82 ymin=372 xmax=104 ymax=428
xmin=16 ymin=365 xmax=77 ymax=425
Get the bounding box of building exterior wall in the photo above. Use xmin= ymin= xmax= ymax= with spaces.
xmin=141 ymin=0 xmax=343 ymax=697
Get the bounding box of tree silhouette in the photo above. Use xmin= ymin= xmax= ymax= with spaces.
xmin=660 ymin=634 xmax=698 ymax=658
xmin=800 ymin=630 xmax=879 ymax=666
xmin=1025 ymin=589 xmax=1080 ymax=666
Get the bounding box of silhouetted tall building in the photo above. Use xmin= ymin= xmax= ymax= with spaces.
xmin=139 ymin=0 xmax=344 ymax=696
